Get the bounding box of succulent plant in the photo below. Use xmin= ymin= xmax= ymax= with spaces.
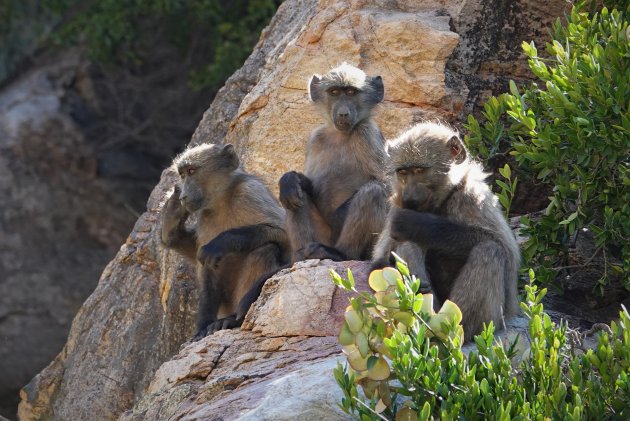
xmin=333 ymin=263 xmax=630 ymax=420
xmin=332 ymin=261 xmax=465 ymax=418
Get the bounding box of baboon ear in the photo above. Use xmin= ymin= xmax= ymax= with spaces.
xmin=222 ymin=143 xmax=239 ymax=169
xmin=370 ymin=76 xmax=384 ymax=103
xmin=308 ymin=74 xmax=322 ymax=102
xmin=447 ymin=136 xmax=466 ymax=164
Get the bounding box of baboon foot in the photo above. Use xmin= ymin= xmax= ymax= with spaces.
xmin=193 ymin=316 xmax=241 ymax=340
xmin=303 ymin=242 xmax=347 ymax=261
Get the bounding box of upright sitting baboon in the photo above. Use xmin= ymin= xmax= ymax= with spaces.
xmin=372 ymin=122 xmax=520 ymax=341
xmin=161 ymin=143 xmax=290 ymax=339
xmin=279 ymin=63 xmax=389 ymax=262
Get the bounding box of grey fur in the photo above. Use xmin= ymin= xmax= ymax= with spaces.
xmin=279 ymin=63 xmax=388 ymax=262
xmin=372 ymin=122 xmax=520 ymax=341
xmin=161 ymin=143 xmax=289 ymax=339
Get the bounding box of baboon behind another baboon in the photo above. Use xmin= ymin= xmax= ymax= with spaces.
xmin=372 ymin=122 xmax=520 ymax=341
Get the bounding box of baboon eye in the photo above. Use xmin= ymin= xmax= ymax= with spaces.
xmin=329 ymin=88 xmax=340 ymax=96
xmin=413 ymin=168 xmax=426 ymax=175
xmin=397 ymin=169 xmax=408 ymax=177
xmin=346 ymin=88 xmax=357 ymax=96
xmin=187 ymin=168 xmax=196 ymax=176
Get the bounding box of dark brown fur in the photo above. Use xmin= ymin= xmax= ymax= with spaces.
xmin=161 ymin=143 xmax=290 ymax=339
xmin=372 ymin=122 xmax=520 ymax=341
xmin=279 ymin=63 xmax=389 ymax=262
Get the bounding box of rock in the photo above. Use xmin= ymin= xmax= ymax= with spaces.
xmin=224 ymin=1 xmax=462 ymax=194
xmin=18 ymin=0 xmax=569 ymax=420
xmin=243 ymin=259 xmax=371 ymax=337
xmin=119 ymin=259 xmax=529 ymax=421
xmin=118 ymin=260 xmax=365 ymax=421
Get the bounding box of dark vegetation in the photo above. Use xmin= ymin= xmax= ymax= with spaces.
xmin=465 ymin=1 xmax=629 ymax=293
xmin=0 ymin=0 xmax=281 ymax=213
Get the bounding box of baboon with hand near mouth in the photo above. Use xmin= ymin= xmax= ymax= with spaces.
xmin=161 ymin=143 xmax=290 ymax=339
xmin=372 ymin=122 xmax=520 ymax=341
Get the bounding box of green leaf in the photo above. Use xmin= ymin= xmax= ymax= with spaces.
xmin=496 ymin=180 xmax=510 ymax=191
xmin=499 ymin=194 xmax=511 ymax=210
xmin=559 ymin=211 xmax=578 ymax=225
xmin=499 ymin=163 xmax=512 ymax=179
xmin=346 ymin=269 xmax=355 ymax=289
xmin=509 ymin=80 xmax=520 ymax=97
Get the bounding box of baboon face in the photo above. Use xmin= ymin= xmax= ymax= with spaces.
xmin=390 ymin=127 xmax=466 ymax=212
xmin=309 ymin=63 xmax=384 ymax=132
xmin=394 ymin=166 xmax=438 ymax=211
xmin=175 ymin=144 xmax=239 ymax=212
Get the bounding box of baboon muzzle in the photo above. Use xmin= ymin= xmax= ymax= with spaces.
xmin=402 ymin=186 xmax=431 ymax=211
xmin=333 ymin=104 xmax=354 ymax=131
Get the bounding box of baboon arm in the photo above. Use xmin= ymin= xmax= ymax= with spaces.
xmin=371 ymin=214 xmax=396 ymax=269
xmin=162 ymin=219 xmax=197 ymax=261
xmin=391 ymin=209 xmax=492 ymax=257
xmin=161 ymin=186 xmax=197 ymax=261
xmin=198 ymin=223 xmax=288 ymax=262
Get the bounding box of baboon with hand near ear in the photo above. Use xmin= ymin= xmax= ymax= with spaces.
xmin=372 ymin=122 xmax=520 ymax=341
xmin=161 ymin=143 xmax=290 ymax=339
xmin=279 ymin=63 xmax=389 ymax=262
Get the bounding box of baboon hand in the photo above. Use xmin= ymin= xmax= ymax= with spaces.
xmin=370 ymin=258 xmax=391 ymax=272
xmin=279 ymin=171 xmax=306 ymax=210
xmin=197 ymin=231 xmax=242 ymax=269
xmin=303 ymin=242 xmax=347 ymax=261
xmin=390 ymin=208 xmax=427 ymax=242
xmin=163 ymin=185 xmax=188 ymax=222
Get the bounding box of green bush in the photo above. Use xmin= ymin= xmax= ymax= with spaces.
xmin=332 ymin=260 xmax=630 ymax=420
xmin=464 ymin=2 xmax=629 ymax=288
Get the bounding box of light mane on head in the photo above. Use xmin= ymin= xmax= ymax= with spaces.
xmin=318 ymin=62 xmax=367 ymax=89
xmin=386 ymin=122 xmax=460 ymax=174
xmin=173 ymin=143 xmax=219 ymax=171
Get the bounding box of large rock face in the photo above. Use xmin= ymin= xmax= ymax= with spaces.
xmin=18 ymin=0 xmax=567 ymax=420
xmin=0 ymin=52 xmax=134 ymax=418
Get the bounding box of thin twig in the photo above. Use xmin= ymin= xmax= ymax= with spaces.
xmin=553 ymin=245 xmax=603 ymax=271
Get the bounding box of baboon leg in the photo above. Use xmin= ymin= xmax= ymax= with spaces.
xmin=202 ymin=243 xmax=283 ymax=335
xmin=395 ymin=242 xmax=432 ymax=293
xmin=236 ymin=263 xmax=290 ymax=321
xmin=371 ymin=210 xmax=396 ymax=270
xmin=197 ymin=223 xmax=288 ymax=270
xmin=447 ymin=241 xmax=506 ymax=342
xmin=334 ymin=181 xmax=388 ymax=260
xmin=280 ymin=171 xmax=332 ymax=262
xmin=233 ymin=243 xmax=284 ymax=319
xmin=302 ymin=241 xmax=348 ymax=261
xmin=194 ymin=268 xmax=223 ymax=340
xmin=285 ymin=199 xmax=332 ymax=262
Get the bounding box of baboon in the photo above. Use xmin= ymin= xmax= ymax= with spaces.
xmin=161 ymin=143 xmax=290 ymax=339
xmin=279 ymin=63 xmax=389 ymax=262
xmin=372 ymin=122 xmax=520 ymax=341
